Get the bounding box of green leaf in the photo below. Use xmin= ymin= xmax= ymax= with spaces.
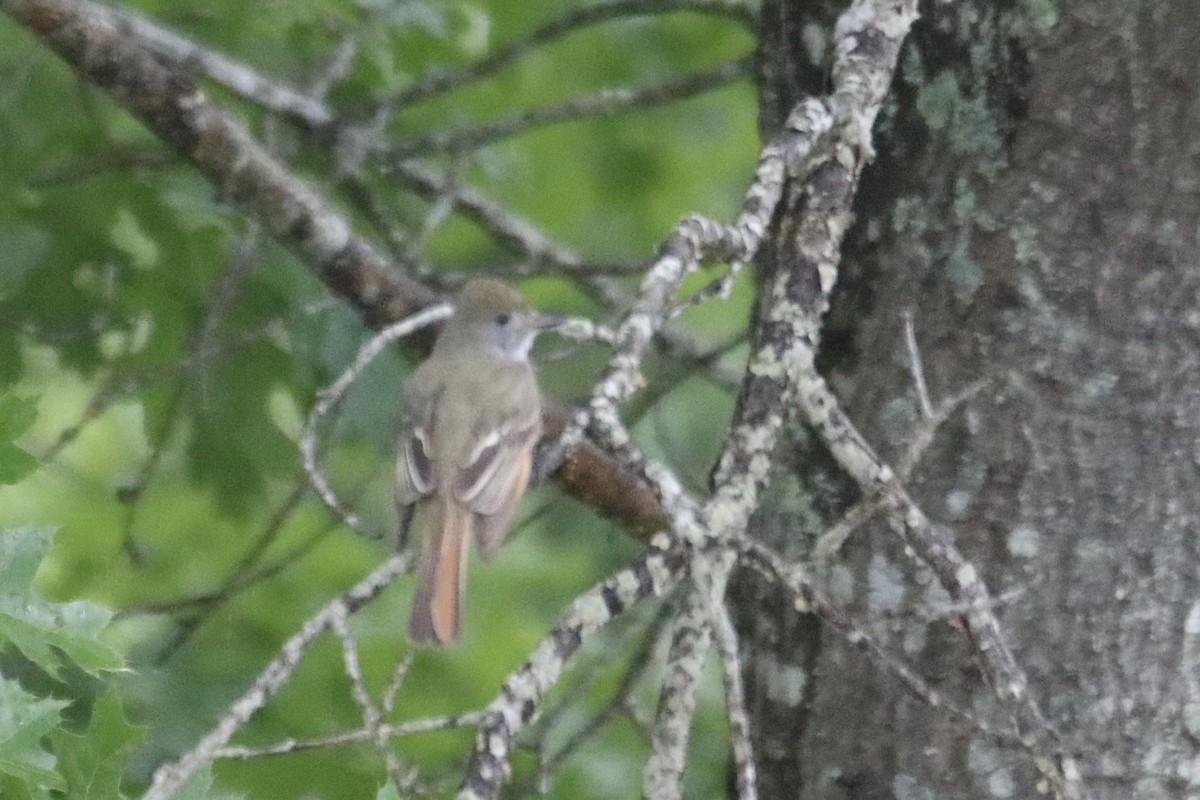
xmin=0 ymin=442 xmax=37 ymax=485
xmin=50 ymin=691 xmax=145 ymax=800
xmin=0 ymin=393 xmax=37 ymax=443
xmin=0 ymin=394 xmax=38 ymax=485
xmin=0 ymin=772 xmax=55 ymax=800
xmin=0 ymin=675 xmax=66 ymax=791
xmin=0 ymin=527 xmax=123 ymax=677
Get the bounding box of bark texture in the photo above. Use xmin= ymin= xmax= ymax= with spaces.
xmin=738 ymin=1 xmax=1200 ymax=798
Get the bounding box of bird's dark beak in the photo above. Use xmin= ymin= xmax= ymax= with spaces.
xmin=528 ymin=311 xmax=565 ymax=331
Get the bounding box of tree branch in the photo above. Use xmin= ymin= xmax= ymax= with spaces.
xmin=711 ymin=0 xmax=1092 ymax=796
xmin=1 ymin=3 xmax=1092 ymax=800
xmin=140 ymin=554 xmax=412 ymax=800
xmin=1 ymin=0 xmax=436 ymax=327
xmin=375 ymin=0 xmax=755 ymax=114
xmin=458 ymin=536 xmax=688 ymax=800
xmin=81 ymin=0 xmax=332 ymax=127
xmin=641 ymin=589 xmax=710 ymax=800
xmin=0 ymin=0 xmax=671 ymax=545
xmin=385 ymin=57 xmax=752 ymax=160
xmin=299 ymin=303 xmax=452 ymax=533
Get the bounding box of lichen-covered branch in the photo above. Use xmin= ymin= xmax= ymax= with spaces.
xmin=457 ymin=536 xmax=688 ymax=800
xmin=794 ymin=373 xmax=1087 ymax=798
xmin=532 ymin=608 xmax=674 ymax=783
xmin=1 ymin=3 xmax=1094 ymax=800
xmin=709 ymin=0 xmax=1093 ymax=795
xmin=641 ymin=589 xmax=711 ymax=800
xmin=0 ymin=0 xmax=436 ymax=329
xmin=711 ymin=599 xmax=757 ymax=800
xmin=454 ymin=0 xmax=929 ymax=797
xmin=140 ymin=554 xmax=412 ymax=800
xmin=738 ymin=538 xmax=1014 ymax=744
xmin=561 ymin=122 xmax=803 ymax=512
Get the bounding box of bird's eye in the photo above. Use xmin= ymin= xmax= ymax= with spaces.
xmin=495 ymin=313 xmax=511 ymax=326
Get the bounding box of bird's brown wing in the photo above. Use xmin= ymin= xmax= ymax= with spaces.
xmin=471 ymin=448 xmax=533 ymax=561
xmin=454 ymin=390 xmax=542 ymax=561
xmin=396 ymin=424 xmax=435 ymax=501
xmin=395 ymin=382 xmax=441 ymax=552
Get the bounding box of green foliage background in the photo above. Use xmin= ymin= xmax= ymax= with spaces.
xmin=0 ymin=1 xmax=758 ymax=797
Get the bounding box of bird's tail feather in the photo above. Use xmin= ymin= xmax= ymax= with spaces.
xmin=408 ymin=500 xmax=471 ymax=645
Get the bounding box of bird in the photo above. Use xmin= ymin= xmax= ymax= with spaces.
xmin=396 ymin=278 xmax=560 ymax=644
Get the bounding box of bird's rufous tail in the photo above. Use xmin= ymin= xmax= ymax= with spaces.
xmin=408 ymin=499 xmax=470 ymax=645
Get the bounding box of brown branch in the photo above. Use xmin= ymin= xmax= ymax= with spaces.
xmin=0 ymin=0 xmax=670 ymax=543
xmin=3 ymin=0 xmax=435 ymax=328
xmin=541 ymin=406 xmax=671 ymax=539
xmin=81 ymin=0 xmax=332 ymax=128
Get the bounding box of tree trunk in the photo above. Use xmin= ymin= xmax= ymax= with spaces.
xmin=738 ymin=1 xmax=1200 ymax=798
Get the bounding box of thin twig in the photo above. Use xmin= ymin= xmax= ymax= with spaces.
xmin=214 ymin=711 xmax=486 ymax=759
xmin=117 ymin=224 xmax=265 ymax=563
xmin=114 ymin=474 xmax=349 ymax=663
xmin=390 ymin=160 xmax=739 ymax=388
xmin=382 ymin=652 xmax=414 ymax=716
xmin=372 ymin=0 xmax=756 ymax=113
xmin=330 ymin=608 xmax=406 ymax=782
xmin=666 ymin=261 xmax=747 ymax=321
xmin=796 ymin=371 xmax=1085 ymax=794
xmin=903 ymin=310 xmax=934 ymax=419
xmin=29 ymin=146 xmax=177 ymax=187
xmin=737 ymin=538 xmax=1018 ymax=745
xmin=533 ymin=601 xmax=675 ymax=784
xmin=82 ymin=0 xmax=332 ymax=127
xmin=551 ymin=316 xmax=618 ymax=347
xmin=385 ymin=57 xmax=752 ymax=159
xmin=307 ymin=28 xmax=361 ymax=101
xmin=331 ymin=608 xmax=381 ymax=731
xmin=142 ymin=554 xmax=412 ymax=800
xmin=40 ymin=312 xmax=300 ymax=463
xmin=457 ymin=537 xmax=688 ymax=800
xmin=812 ymin=379 xmax=985 ymax=561
xmin=896 ymin=379 xmax=987 ymax=479
xmin=710 ymin=602 xmax=757 ymax=800
xmin=299 ymin=303 xmax=451 ymax=531
xmin=115 ymin=383 xmax=183 ymax=565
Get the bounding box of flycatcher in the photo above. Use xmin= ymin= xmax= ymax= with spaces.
xmin=396 ymin=278 xmax=560 ymax=645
